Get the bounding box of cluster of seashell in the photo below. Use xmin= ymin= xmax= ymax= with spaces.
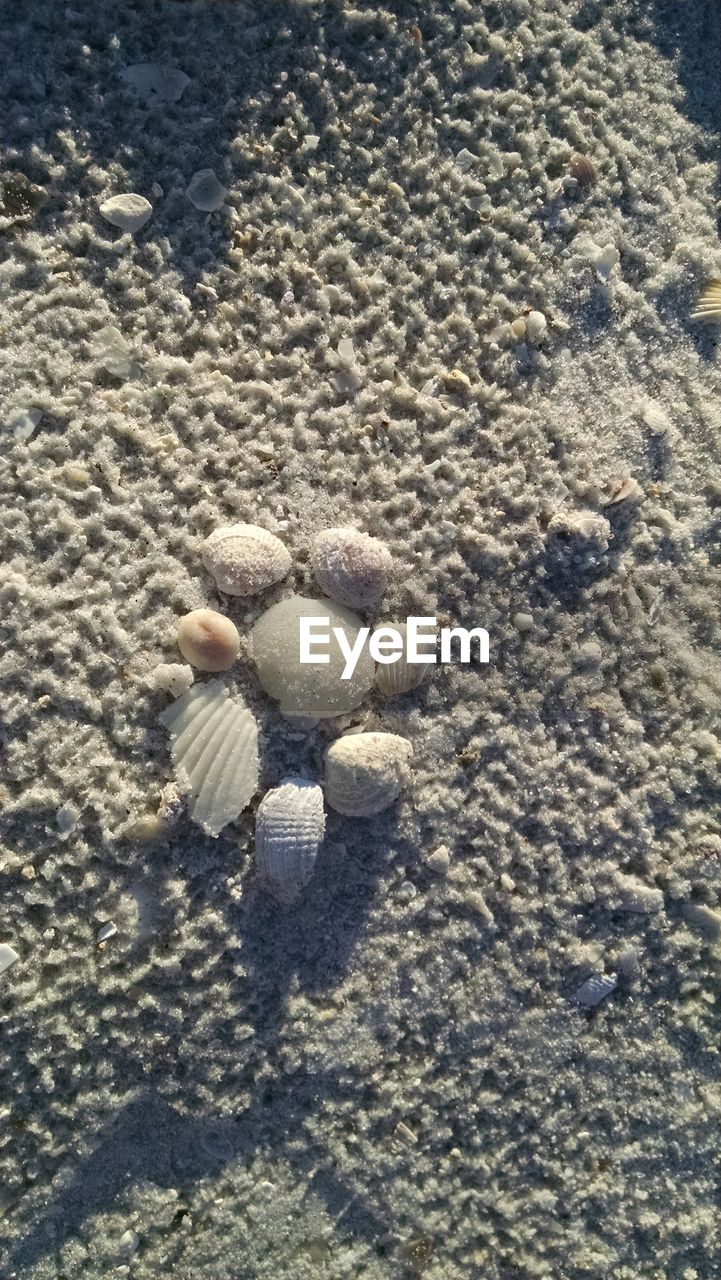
xmin=155 ymin=521 xmax=420 ymax=905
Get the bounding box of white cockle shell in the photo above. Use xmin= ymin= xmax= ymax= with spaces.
xmin=311 ymin=527 xmax=391 ymax=609
xmin=158 ymin=679 xmax=259 ymax=836
xmin=202 ymin=524 xmax=291 ymax=596
xmin=324 ymin=732 xmax=413 ymax=817
xmin=255 ymin=777 xmax=325 ymax=903
xmin=373 ymin=623 xmax=429 ymax=697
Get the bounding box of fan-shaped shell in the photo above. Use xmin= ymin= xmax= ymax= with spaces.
xmin=568 ymin=153 xmax=598 ymax=186
xmin=255 ymin=777 xmax=325 ymax=903
xmin=158 ymin=679 xmax=259 ymax=836
xmin=374 ymin=623 xmax=429 ymax=697
xmin=690 ymin=280 xmax=721 ymax=322
xmin=311 ymin=527 xmax=391 ymax=609
xmin=324 ymin=732 xmax=413 ymax=817
xmin=202 ymin=524 xmax=291 ymax=596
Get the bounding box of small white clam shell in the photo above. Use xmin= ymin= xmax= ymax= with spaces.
xmin=202 ymin=524 xmax=291 ymax=597
xmin=158 ymin=679 xmax=259 ymax=837
xmin=311 ymin=527 xmax=391 ymax=609
xmin=255 ymin=777 xmax=325 ymax=903
xmin=324 ymin=732 xmax=413 ymax=816
xmin=373 ymin=623 xmax=429 ymax=697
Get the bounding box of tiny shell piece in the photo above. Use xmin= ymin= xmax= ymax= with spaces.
xmin=425 ymin=845 xmax=450 ymax=875
xmin=690 ymin=280 xmax=721 ymax=321
xmin=0 ymin=944 xmax=19 ymax=976
xmin=202 ymin=524 xmax=291 ymax=596
xmin=255 ymin=778 xmax=325 ymax=904
xmin=324 ymin=731 xmax=413 ymax=816
xmin=311 ymin=527 xmax=391 ymax=609
xmin=603 ymin=476 xmax=643 ymax=506
xmin=568 ymin=153 xmax=598 ymax=186
xmin=159 ymin=679 xmax=259 ymax=837
xmin=374 ymin=623 xmax=428 ymax=697
xmin=576 ymin=974 xmax=617 ymax=1007
xmin=186 ymin=169 xmax=228 ymax=212
xmin=98 ymin=194 xmax=153 ymax=233
xmin=176 ymin=608 xmax=240 ymax=672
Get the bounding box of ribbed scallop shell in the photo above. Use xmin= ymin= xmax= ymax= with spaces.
xmin=311 ymin=527 xmax=391 ymax=609
xmin=158 ymin=679 xmax=259 ymax=837
xmin=568 ymin=153 xmax=598 ymax=186
xmin=202 ymin=524 xmax=291 ymax=596
xmin=374 ymin=623 xmax=429 ymax=697
xmin=255 ymin=777 xmax=325 ymax=903
xmin=324 ymin=732 xmax=413 ymax=817
xmin=690 ymin=280 xmax=721 ymax=321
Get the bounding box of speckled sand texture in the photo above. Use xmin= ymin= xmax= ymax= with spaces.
xmin=1 ymin=2 xmax=720 ymax=1277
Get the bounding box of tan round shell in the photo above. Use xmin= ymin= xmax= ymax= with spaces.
xmin=176 ymin=608 xmax=240 ymax=672
xmin=202 ymin=524 xmax=291 ymax=596
xmin=311 ymin=527 xmax=391 ymax=609
xmin=324 ymin=732 xmax=413 ymax=817
xmin=568 ymin=153 xmax=598 ymax=186
xmin=373 ymin=623 xmax=429 ymax=697
xmin=255 ymin=777 xmax=325 ymax=903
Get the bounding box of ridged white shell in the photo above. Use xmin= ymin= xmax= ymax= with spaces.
xmin=690 ymin=280 xmax=721 ymax=321
xmin=311 ymin=527 xmax=391 ymax=609
xmin=202 ymin=524 xmax=291 ymax=596
xmin=158 ymin=679 xmax=259 ymax=837
xmin=255 ymin=777 xmax=325 ymax=903
xmin=324 ymin=732 xmax=413 ymax=816
xmin=374 ymin=623 xmax=429 ymax=697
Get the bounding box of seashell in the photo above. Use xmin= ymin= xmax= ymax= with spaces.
xmin=255 ymin=777 xmax=325 ymax=904
xmin=324 ymin=731 xmax=413 ymax=816
xmin=576 ymin=973 xmax=617 ymax=1008
xmin=568 ymin=153 xmax=598 ymax=186
xmin=158 ymin=679 xmax=259 ymax=837
xmin=250 ymin=595 xmax=375 ymax=718
xmin=547 ymin=508 xmax=611 ymax=548
xmin=202 ymin=523 xmax=291 ymax=596
xmin=690 ymin=280 xmax=721 ymax=321
xmin=373 ymin=623 xmax=429 ymax=697
xmin=603 ymin=475 xmax=643 ymax=506
xmin=176 ymin=608 xmax=240 ymax=672
xmin=311 ymin=527 xmax=391 ymax=609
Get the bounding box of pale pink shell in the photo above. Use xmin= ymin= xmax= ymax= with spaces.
xmin=202 ymin=524 xmax=291 ymax=596
xmin=311 ymin=527 xmax=391 ymax=609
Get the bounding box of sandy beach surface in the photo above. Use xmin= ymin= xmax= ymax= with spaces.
xmin=1 ymin=2 xmax=720 ymax=1277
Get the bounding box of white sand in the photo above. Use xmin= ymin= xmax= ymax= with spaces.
xmin=1 ymin=2 xmax=720 ymax=1276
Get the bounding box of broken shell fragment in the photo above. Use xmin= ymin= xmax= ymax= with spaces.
xmin=324 ymin=731 xmax=413 ymax=816
xmin=186 ymin=168 xmax=228 ymax=212
xmin=255 ymin=777 xmax=325 ymax=904
xmin=176 ymin=608 xmax=240 ymax=672
xmin=690 ymin=280 xmax=721 ymax=321
xmin=202 ymin=524 xmax=291 ymax=596
xmin=311 ymin=527 xmax=391 ymax=609
xmin=158 ymin=679 xmax=259 ymax=837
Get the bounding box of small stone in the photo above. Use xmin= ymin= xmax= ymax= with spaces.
xmin=99 ymin=194 xmax=153 ymax=233
xmin=425 ymin=845 xmax=450 ymax=875
xmin=512 ymin=612 xmax=534 ymax=632
xmin=96 ymin=921 xmax=117 ymax=943
xmin=576 ymin=973 xmax=617 ymax=1007
xmin=0 ymin=944 xmax=19 ymax=976
xmin=146 ymin=663 xmax=194 ymax=698
xmin=186 ymin=169 xmax=227 ymax=212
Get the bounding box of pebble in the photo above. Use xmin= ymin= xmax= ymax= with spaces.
xmin=0 ymin=944 xmax=19 ymax=976
xmin=512 ymin=612 xmax=534 ymax=632
xmin=525 ymin=310 xmax=547 ymax=342
xmin=99 ymin=194 xmax=153 ymax=233
xmin=576 ymin=973 xmax=617 ymax=1007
